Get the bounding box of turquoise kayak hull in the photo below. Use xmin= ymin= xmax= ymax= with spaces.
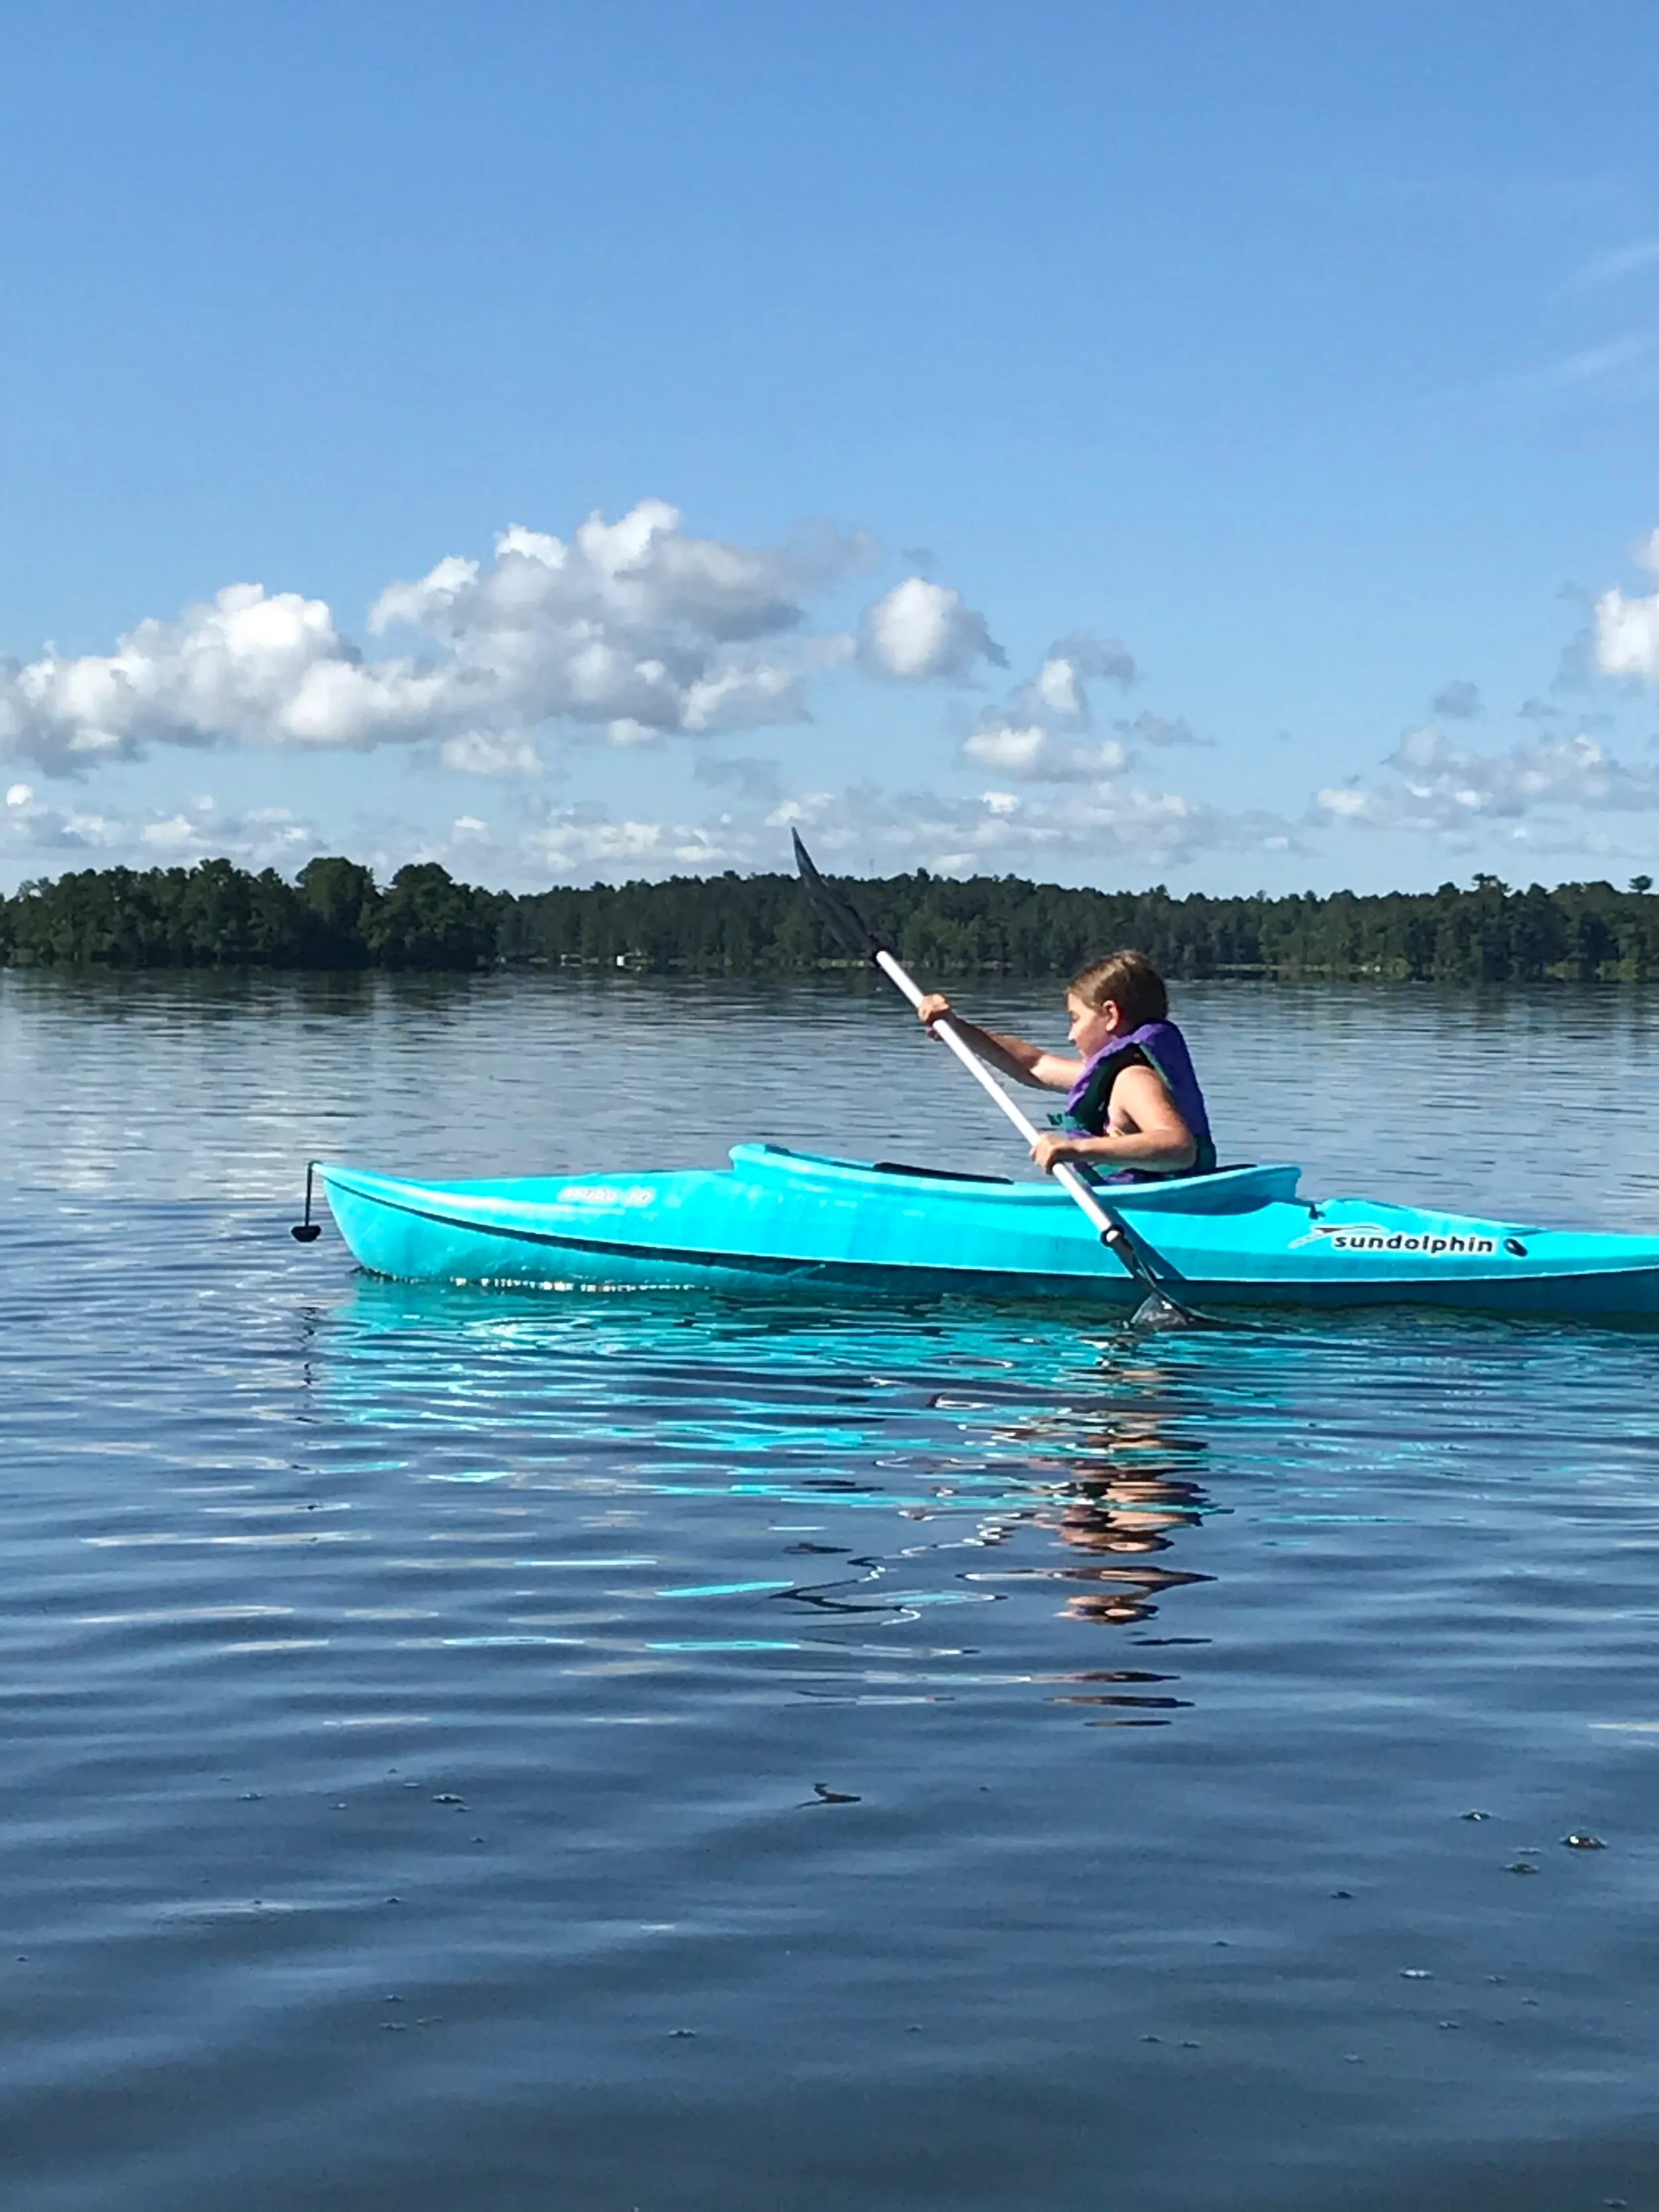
xmin=317 ymin=1145 xmax=1659 ymax=1317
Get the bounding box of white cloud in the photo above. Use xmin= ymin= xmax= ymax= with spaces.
xmin=1037 ymin=632 xmax=1138 ymax=703
xmin=1595 ymin=527 xmax=1659 ymax=680
xmin=1000 ymin=633 xmax=1137 ymax=725
xmin=0 ymin=761 xmax=1289 ymax=894
xmin=962 ymin=722 xmax=1129 ymax=782
xmin=1 ymin=788 xmax=321 ymax=869
xmin=34 ymin=507 xmax=1659 ymax=894
xmin=604 ymin=719 xmax=660 ymax=749
xmin=518 ymin=805 xmax=755 ymax=877
xmin=0 ymin=582 xmax=436 ymax=772
xmin=1321 ymin=530 xmax=1659 ymax=842
xmin=439 ymin=731 xmax=545 ymax=776
xmin=319 ymin=768 xmax=1277 ymax=891
xmin=859 ymin=576 xmax=1005 ymax=681
xmin=0 ymin=501 xmax=873 ymax=776
xmin=1031 ymin=658 xmax=1086 ymax=716
xmin=958 ymin=631 xmax=1171 ymax=784
xmin=682 ymin=659 xmax=804 ymax=731
xmin=1316 ymin=722 xmax=1659 ymax=833
xmin=764 ymin=778 xmax=1278 ymax=877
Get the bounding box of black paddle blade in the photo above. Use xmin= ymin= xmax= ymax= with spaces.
xmin=792 ymin=831 xmax=889 ymax=962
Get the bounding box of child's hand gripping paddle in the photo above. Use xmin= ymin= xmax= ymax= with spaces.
xmin=791 ymin=832 xmax=1214 ymax=1329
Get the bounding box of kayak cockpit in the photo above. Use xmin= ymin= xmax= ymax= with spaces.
xmin=727 ymin=1143 xmax=1302 ymax=1215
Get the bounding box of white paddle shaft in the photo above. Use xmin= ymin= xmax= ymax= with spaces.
xmin=872 ymin=948 xmax=1124 ymax=1244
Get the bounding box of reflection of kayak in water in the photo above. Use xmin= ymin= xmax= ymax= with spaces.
xmin=315 ymin=1143 xmax=1659 ymax=1317
xmin=307 ymin=1273 xmax=1222 ymax=1654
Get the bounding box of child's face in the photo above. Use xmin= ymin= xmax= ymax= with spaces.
xmin=1066 ymin=992 xmax=1123 ymax=1058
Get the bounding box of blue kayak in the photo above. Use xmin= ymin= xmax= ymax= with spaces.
xmin=317 ymin=1145 xmax=1659 ymax=1317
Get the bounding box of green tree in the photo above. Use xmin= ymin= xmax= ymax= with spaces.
xmin=296 ymin=856 xmax=380 ymax=966
xmin=366 ymin=863 xmax=498 ymax=970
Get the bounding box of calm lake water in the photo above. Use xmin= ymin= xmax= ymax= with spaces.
xmin=3 ymin=970 xmax=1658 ymax=2212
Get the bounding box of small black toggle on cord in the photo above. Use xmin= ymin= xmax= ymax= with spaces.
xmin=291 ymin=1161 xmax=322 ymax=1242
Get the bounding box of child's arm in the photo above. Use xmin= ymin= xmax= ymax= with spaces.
xmin=914 ymin=994 xmax=1081 ymax=1090
xmin=1030 ymin=1066 xmax=1198 ymax=1175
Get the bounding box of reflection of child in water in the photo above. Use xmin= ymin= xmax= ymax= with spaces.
xmin=1048 ymin=1469 xmax=1210 ymax=1623
xmin=1015 ymin=1403 xmax=1211 ymax=1625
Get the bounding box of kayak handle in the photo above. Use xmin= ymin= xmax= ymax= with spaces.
xmin=291 ymin=1161 xmax=322 ymax=1242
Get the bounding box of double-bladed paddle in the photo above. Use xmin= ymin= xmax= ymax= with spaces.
xmin=791 ymin=831 xmax=1211 ymax=1328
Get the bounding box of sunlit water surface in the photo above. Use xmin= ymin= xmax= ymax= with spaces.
xmin=2 ymin=972 xmax=1658 ymax=2212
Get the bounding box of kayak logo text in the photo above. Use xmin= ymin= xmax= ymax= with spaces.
xmin=1291 ymin=1222 xmax=1498 ymax=1258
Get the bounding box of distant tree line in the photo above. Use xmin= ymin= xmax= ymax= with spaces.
xmin=2 ymin=855 xmax=1657 ymax=981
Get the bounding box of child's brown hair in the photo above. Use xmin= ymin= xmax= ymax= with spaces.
xmin=1068 ymin=949 xmax=1168 ymax=1031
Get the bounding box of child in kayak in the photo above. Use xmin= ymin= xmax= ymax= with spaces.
xmin=914 ymin=949 xmax=1214 ymax=1183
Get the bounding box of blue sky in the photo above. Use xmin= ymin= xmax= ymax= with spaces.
xmin=3 ymin=0 xmax=1658 ymax=894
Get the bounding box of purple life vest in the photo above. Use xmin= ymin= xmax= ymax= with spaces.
xmin=1059 ymin=1019 xmax=1216 ymax=1177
